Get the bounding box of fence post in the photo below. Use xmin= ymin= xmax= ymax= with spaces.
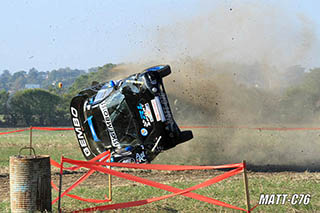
xmin=58 ymin=156 xmax=64 ymax=213
xmin=242 ymin=160 xmax=251 ymax=212
xmin=29 ymin=126 xmax=32 ymax=155
xmin=108 ymin=172 xmax=112 ymax=200
xmin=106 ymin=156 xmax=112 ymax=200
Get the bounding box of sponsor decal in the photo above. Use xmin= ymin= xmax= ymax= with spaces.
xmin=119 ymin=157 xmax=136 ymax=163
xmin=136 ymin=151 xmax=147 ymax=163
xmin=155 ymin=96 xmax=166 ymax=122
xmin=137 ymin=103 xmax=154 ymax=127
xmin=70 ymin=107 xmax=91 ymax=157
xmin=99 ymin=101 xmax=121 ymax=148
xmin=144 ymin=103 xmax=154 ymax=122
xmin=140 ymin=128 xmax=148 ymax=136
xmin=151 ymin=99 xmax=161 ymax=122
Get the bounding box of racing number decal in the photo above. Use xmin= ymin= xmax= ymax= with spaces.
xmin=144 ymin=103 xmax=154 ymax=122
xmin=137 ymin=103 xmax=153 ymax=128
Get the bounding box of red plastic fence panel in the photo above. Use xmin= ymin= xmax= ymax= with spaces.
xmin=55 ymin=156 xmax=247 ymax=212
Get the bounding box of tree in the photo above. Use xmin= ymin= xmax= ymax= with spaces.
xmin=0 ymin=89 xmax=9 ymax=126
xmin=68 ymin=63 xmax=116 ymax=95
xmin=0 ymin=70 xmax=12 ymax=91
xmin=26 ymin=68 xmax=39 ymax=84
xmin=0 ymin=89 xmax=9 ymax=114
xmin=7 ymin=89 xmax=63 ymax=126
xmin=278 ymin=68 xmax=320 ymax=123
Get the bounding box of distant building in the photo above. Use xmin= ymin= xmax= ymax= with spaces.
xmin=39 ymin=73 xmax=48 ymax=79
xmin=25 ymin=84 xmax=40 ymax=89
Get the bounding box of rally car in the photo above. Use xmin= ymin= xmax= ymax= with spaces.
xmin=70 ymin=65 xmax=193 ymax=163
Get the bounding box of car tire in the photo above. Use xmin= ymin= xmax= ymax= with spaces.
xmin=158 ymin=65 xmax=171 ymax=78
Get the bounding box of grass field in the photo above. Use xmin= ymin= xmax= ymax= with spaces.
xmin=0 ymin=128 xmax=83 ymax=172
xmin=0 ymin=127 xmax=320 ymax=212
xmin=49 ymin=171 xmax=319 ymax=212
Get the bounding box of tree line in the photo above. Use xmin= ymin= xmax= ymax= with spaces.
xmin=0 ymin=67 xmax=87 ymax=93
xmin=0 ymin=63 xmax=116 ymax=127
xmin=0 ymin=62 xmax=320 ymax=127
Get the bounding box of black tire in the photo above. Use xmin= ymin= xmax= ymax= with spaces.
xmin=158 ymin=65 xmax=171 ymax=78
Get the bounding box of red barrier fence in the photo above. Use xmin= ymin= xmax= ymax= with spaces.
xmin=51 ymin=151 xmax=112 ymax=206
xmin=51 ymin=155 xmax=258 ymax=212
xmin=4 ymin=125 xmax=315 ymax=211
xmin=0 ymin=126 xmax=263 ymax=211
xmin=0 ymin=128 xmax=31 ymax=135
xmin=1 ymin=125 xmax=320 ymax=136
xmin=0 ymin=126 xmax=73 ymax=135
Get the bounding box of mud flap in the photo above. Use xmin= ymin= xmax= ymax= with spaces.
xmin=163 ymin=130 xmax=193 ymax=150
xmin=176 ymin=130 xmax=193 ymax=145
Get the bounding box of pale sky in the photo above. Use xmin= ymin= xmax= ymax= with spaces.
xmin=0 ymin=0 xmax=319 ymax=73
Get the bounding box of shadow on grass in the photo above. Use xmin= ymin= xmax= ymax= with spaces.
xmin=247 ymin=164 xmax=320 ymax=172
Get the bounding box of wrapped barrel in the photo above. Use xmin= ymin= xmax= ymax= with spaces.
xmin=10 ymin=153 xmax=51 ymax=213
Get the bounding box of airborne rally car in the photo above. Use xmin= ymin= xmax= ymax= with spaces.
xmin=70 ymin=65 xmax=193 ymax=163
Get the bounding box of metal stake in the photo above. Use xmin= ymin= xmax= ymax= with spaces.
xmin=242 ymin=160 xmax=251 ymax=212
xmin=58 ymin=156 xmax=64 ymax=213
xmin=29 ymin=126 xmax=32 ymax=155
xmin=108 ymin=171 xmax=112 ymax=200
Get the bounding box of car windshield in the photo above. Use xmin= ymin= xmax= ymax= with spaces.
xmin=93 ymin=83 xmax=113 ymax=104
xmin=103 ymin=91 xmax=139 ymax=147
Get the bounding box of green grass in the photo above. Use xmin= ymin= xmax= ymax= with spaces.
xmin=0 ymin=202 xmax=10 ymax=213
xmin=1 ymin=127 xmax=320 ymax=169
xmin=49 ymin=172 xmax=320 ymax=212
xmin=0 ymin=129 xmax=84 ymax=172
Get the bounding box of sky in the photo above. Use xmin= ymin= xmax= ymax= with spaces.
xmin=0 ymin=0 xmax=319 ymax=73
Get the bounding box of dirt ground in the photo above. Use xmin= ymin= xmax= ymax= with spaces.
xmin=0 ymin=169 xmax=225 ymax=202
xmin=2 ymin=169 xmax=235 ymax=202
xmin=1 ymin=169 xmax=320 ymax=202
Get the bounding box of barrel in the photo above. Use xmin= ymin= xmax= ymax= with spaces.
xmin=10 ymin=154 xmax=52 ymax=213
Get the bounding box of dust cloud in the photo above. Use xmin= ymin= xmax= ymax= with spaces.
xmin=113 ymin=2 xmax=320 ymax=169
